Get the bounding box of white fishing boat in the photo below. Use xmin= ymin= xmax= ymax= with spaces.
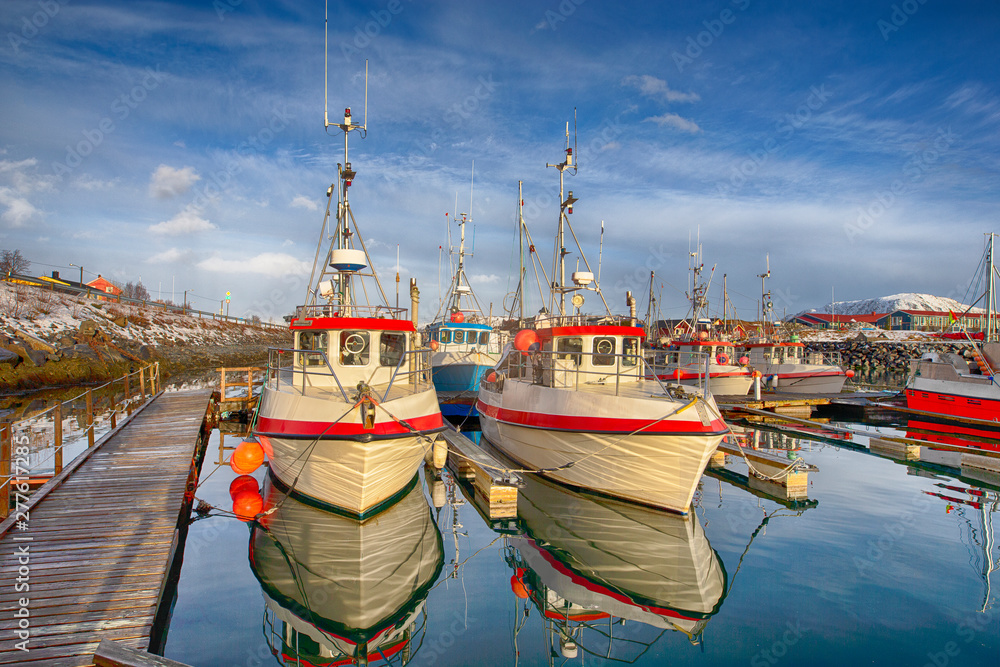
xmin=426 ymin=179 xmax=503 ymax=417
xmin=738 ymin=258 xmax=848 ymax=393
xmin=906 ymin=233 xmax=1000 ymax=421
xmin=477 ymin=123 xmax=729 ymax=514
xmin=505 ymin=473 xmax=727 ymax=658
xmin=250 ymin=476 xmax=443 ymax=666
xmin=254 ymin=69 xmax=444 ymax=517
xmin=651 ymin=246 xmax=752 ymax=396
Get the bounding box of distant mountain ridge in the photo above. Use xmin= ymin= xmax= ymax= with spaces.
xmin=802 ymin=292 xmax=983 ymax=317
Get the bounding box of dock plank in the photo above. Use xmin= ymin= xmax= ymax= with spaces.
xmin=0 ymin=389 xmax=212 ymax=667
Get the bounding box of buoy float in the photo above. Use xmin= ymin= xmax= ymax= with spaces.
xmin=674 ymin=369 xmax=683 ymax=380
xmin=738 ymin=356 xmax=749 ymax=365
xmin=845 ymin=369 xmax=855 ymax=378
xmin=716 ymin=353 xmax=730 ymax=365
xmin=511 ymin=572 xmax=529 ymax=599
xmin=229 ymin=475 xmax=258 ymax=500
xmin=231 ymin=438 xmax=265 ymax=475
xmin=451 ymin=311 xmax=465 ymax=323
xmin=232 ymin=489 xmax=263 ymax=522
xmin=514 ymin=329 xmax=539 ymax=353
xmin=486 ymin=371 xmax=497 ymax=383
xmin=429 ymin=339 xmax=439 ymax=351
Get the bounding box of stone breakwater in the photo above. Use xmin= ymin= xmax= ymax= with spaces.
xmin=804 ymin=339 xmax=978 ymax=373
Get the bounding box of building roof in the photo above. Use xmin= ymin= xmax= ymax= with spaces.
xmin=86 ymin=274 xmax=123 ymax=295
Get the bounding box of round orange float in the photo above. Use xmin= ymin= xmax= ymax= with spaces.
xmin=230 ymin=438 xmax=265 ymax=474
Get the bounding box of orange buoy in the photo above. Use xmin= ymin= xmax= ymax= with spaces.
xmin=486 ymin=371 xmax=497 ymax=383
xmin=511 ymin=573 xmax=529 ymax=599
xmin=231 ymin=439 xmax=265 ymax=474
xmin=738 ymin=356 xmax=749 ymax=365
xmin=232 ymin=489 xmax=263 ymax=522
xmin=451 ymin=311 xmax=465 ymax=323
xmin=430 ymin=339 xmax=440 ymax=351
xmin=229 ymin=475 xmax=258 ymax=500
xmin=845 ymin=369 xmax=855 ymax=378
xmin=513 ymin=329 xmax=539 ymax=353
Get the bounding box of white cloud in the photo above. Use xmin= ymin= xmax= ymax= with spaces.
xmin=0 ymin=188 xmax=40 ymax=227
xmin=75 ymin=174 xmax=116 ymax=191
xmin=623 ymin=75 xmax=700 ymax=104
xmin=644 ymin=113 xmax=701 ymax=133
xmin=470 ymin=273 xmax=500 ymax=284
xmin=197 ymin=252 xmax=310 ymax=277
xmin=148 ymin=247 xmax=186 ymax=263
xmin=290 ymin=194 xmax=318 ymax=211
xmin=149 ymin=207 xmax=217 ymax=235
xmin=149 ymin=165 xmax=200 ymax=199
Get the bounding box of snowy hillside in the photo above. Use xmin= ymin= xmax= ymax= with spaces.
xmin=800 ymin=293 xmax=983 ymax=317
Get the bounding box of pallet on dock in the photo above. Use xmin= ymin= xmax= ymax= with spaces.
xmin=441 ymin=428 xmax=521 ymax=519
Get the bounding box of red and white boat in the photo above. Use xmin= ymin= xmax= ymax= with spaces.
xmin=477 ymin=125 xmax=728 ymax=515
xmin=254 ymin=102 xmax=444 ymax=517
xmin=655 ymin=338 xmax=753 ymax=396
xmin=739 ymin=338 xmax=848 ymax=394
xmin=904 ymin=343 xmax=1000 ymax=422
xmin=905 ymin=234 xmax=1000 ymax=423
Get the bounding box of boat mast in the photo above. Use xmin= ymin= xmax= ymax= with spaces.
xmin=758 ymin=255 xmax=772 ymax=336
xmin=547 ymin=121 xmax=576 ymax=317
xmin=988 ymin=232 xmax=997 ymax=342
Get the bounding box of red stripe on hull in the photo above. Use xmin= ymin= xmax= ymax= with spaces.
xmin=256 ymin=412 xmax=444 ymax=437
xmin=476 ymin=401 xmax=727 ymax=435
xmin=905 ymin=389 xmax=1000 ymax=422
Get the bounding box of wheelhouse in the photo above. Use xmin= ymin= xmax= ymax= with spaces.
xmin=426 ymin=322 xmax=502 ymax=354
xmin=289 ymin=317 xmax=414 ymax=387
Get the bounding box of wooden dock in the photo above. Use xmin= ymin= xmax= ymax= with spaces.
xmin=0 ymin=389 xmax=213 ymax=666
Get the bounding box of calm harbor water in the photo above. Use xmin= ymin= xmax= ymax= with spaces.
xmin=162 ymin=422 xmax=998 ymax=667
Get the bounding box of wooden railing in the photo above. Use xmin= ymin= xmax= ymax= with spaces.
xmin=0 ymin=362 xmax=160 ymax=518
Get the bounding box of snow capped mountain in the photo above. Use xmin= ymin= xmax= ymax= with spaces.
xmin=801 ymin=293 xmax=983 ymax=316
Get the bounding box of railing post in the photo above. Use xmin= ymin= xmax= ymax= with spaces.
xmin=139 ymin=366 xmax=147 ymax=401
xmin=86 ymin=388 xmax=95 ymax=448
xmin=220 ymin=368 xmax=227 ymax=401
xmin=54 ymin=403 xmax=63 ymax=474
xmin=0 ymin=421 xmax=10 ymax=520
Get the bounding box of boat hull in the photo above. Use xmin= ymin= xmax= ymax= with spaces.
xmin=758 ymin=366 xmax=846 ymax=393
xmin=431 ymin=352 xmax=499 ymax=417
xmin=255 ymin=384 xmax=444 ymax=516
xmin=477 ymin=380 xmax=727 ymax=514
xmin=905 ymin=379 xmax=1000 ymax=422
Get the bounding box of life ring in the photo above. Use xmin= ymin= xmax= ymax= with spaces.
xmin=716 ymin=353 xmax=730 ymax=365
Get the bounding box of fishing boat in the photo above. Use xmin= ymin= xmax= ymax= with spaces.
xmin=477 ymin=123 xmax=729 ymax=514
xmin=738 ymin=258 xmax=849 ymax=393
xmin=249 ymin=476 xmax=443 ymax=666
xmin=905 ymin=234 xmax=1000 ymax=422
xmin=253 ymin=74 xmax=445 ymax=516
xmin=504 ymin=473 xmax=728 ymax=659
xmin=426 ymin=184 xmax=503 ymax=418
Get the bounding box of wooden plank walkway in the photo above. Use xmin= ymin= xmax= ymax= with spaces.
xmin=0 ymin=389 xmax=213 ymax=666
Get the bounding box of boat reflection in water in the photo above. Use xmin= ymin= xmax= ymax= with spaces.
xmin=249 ymin=476 xmax=444 ymax=666
xmin=505 ymin=473 xmax=728 ymax=662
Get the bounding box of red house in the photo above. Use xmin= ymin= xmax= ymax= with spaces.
xmin=86 ymin=274 xmax=123 ymax=300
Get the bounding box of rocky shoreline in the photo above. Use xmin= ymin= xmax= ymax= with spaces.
xmin=804 ymin=336 xmax=977 ymax=374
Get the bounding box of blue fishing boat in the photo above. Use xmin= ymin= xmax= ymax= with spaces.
xmin=427 ymin=202 xmax=503 ymax=418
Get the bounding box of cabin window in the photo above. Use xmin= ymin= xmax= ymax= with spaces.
xmin=297 ymin=331 xmax=329 ymax=366
xmin=623 ymin=337 xmax=639 ymax=367
xmin=440 ymin=330 xmax=452 ymax=344
xmin=454 ymin=330 xmax=466 ymax=344
xmin=339 ymin=330 xmax=370 ymax=366
xmin=557 ymin=337 xmax=583 ymax=365
xmin=593 ymin=337 xmax=616 ymax=366
xmin=380 ymin=332 xmax=406 ymax=367
xmin=478 ymin=331 xmax=490 ymax=345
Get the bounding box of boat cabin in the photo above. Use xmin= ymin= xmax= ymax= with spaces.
xmin=741 ymin=342 xmax=806 ymax=365
xmin=426 ymin=321 xmax=501 ymax=354
xmin=290 ymin=316 xmax=414 ymax=387
xmin=510 ymin=326 xmax=645 ymax=388
xmin=664 ymin=340 xmax=740 ymax=367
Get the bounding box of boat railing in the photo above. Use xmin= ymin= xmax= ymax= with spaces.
xmin=267 ymin=346 xmax=434 ymax=402
xmin=292 ymin=303 xmax=408 ymax=320
xmin=804 ymin=349 xmax=844 ymax=367
xmin=488 ymin=347 xmax=709 ymax=398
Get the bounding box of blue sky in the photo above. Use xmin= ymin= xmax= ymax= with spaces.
xmin=2 ymin=0 xmax=999 ymax=323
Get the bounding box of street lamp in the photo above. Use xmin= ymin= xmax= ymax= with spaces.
xmin=68 ymin=263 xmax=83 ymax=287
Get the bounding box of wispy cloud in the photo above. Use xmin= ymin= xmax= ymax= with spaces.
xmin=149 ymin=165 xmax=200 ymax=199
xmin=149 ymin=206 xmax=216 ymax=235
xmin=197 ymin=252 xmax=310 ymax=276
xmin=644 ymin=113 xmax=701 ymax=133
xmin=622 ymin=75 xmax=699 ymax=104
xmin=290 ymin=194 xmax=318 ymax=211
